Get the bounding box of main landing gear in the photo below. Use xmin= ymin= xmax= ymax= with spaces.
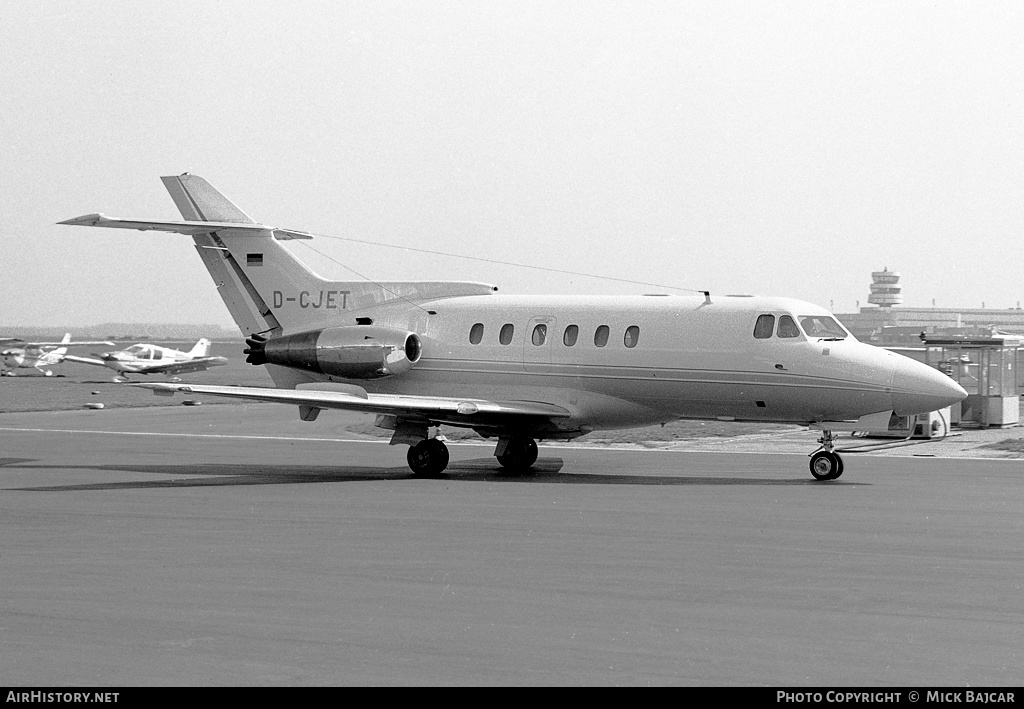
xmin=809 ymin=430 xmax=843 ymax=481
xmin=405 ymin=434 xmax=540 ymax=477
xmin=495 ymin=436 xmax=538 ymax=471
xmin=407 ymin=438 xmax=450 ymax=477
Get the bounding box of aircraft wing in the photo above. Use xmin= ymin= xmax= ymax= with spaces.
xmin=2 ymin=340 xmax=114 ymax=348
xmin=125 ymin=357 xmax=230 ymax=376
xmin=130 ymin=383 xmax=572 ymax=428
xmin=61 ymin=354 xmax=108 ymax=366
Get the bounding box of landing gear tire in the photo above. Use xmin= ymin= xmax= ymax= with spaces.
xmin=497 ymin=437 xmax=538 ymax=471
xmin=809 ymin=451 xmax=843 ymax=481
xmin=407 ymin=438 xmax=450 ymax=476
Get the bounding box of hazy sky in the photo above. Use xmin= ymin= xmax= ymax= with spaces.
xmin=2 ymin=1 xmax=1022 ymax=328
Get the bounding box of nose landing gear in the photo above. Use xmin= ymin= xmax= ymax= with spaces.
xmin=809 ymin=430 xmax=844 ymax=481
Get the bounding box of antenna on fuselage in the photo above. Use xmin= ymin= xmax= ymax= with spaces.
xmin=703 ymin=291 xmax=712 ymax=305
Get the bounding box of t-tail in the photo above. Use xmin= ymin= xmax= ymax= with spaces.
xmin=59 ymin=174 xmax=498 ymax=386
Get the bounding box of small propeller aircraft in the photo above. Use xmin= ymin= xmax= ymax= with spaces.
xmin=59 ymin=174 xmax=966 ymax=480
xmin=1 ymin=333 xmax=114 ymax=376
xmin=62 ymin=339 xmax=228 ymax=382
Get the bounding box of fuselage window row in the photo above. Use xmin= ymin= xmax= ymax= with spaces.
xmin=472 ymin=323 xmax=641 ymax=348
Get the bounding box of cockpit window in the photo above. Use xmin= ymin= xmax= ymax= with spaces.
xmin=777 ymin=315 xmax=801 ymax=338
xmin=753 ymin=314 xmax=775 ymax=339
xmin=799 ymin=315 xmax=848 ymax=339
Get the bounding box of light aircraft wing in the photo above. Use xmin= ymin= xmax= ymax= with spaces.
xmin=124 ymin=357 xmax=229 ymax=376
xmin=2 ymin=340 xmax=114 ymax=348
xmin=130 ymin=383 xmax=571 ymax=427
xmin=62 ymin=354 xmax=111 ymax=367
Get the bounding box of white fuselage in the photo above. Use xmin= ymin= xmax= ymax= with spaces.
xmin=1 ymin=347 xmax=65 ymax=372
xmin=100 ymin=344 xmax=195 ymax=373
xmin=286 ymin=293 xmax=959 ymax=436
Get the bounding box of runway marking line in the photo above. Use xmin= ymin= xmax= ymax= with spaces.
xmin=0 ymin=426 xmax=1017 ymax=462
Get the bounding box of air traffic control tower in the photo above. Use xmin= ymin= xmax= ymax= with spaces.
xmin=837 ymin=268 xmax=1024 ymax=344
xmin=867 ymin=268 xmax=902 ymax=308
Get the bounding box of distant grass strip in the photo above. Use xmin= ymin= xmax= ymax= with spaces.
xmin=978 ymin=438 xmax=1024 ymax=455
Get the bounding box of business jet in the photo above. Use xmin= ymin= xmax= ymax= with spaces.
xmin=1 ymin=333 xmax=114 ymax=376
xmin=59 ymin=174 xmax=966 ymax=480
xmin=62 ymin=339 xmax=228 ymax=382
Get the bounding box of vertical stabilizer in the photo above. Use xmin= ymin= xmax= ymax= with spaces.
xmin=188 ymin=338 xmax=212 ymax=357
xmin=61 ymin=174 xmax=499 ymax=390
xmin=158 ymin=175 xmax=497 ymax=338
xmin=161 ymin=174 xmax=256 ymax=224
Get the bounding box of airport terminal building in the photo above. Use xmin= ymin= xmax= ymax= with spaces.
xmin=835 ymin=268 xmax=1024 ymax=344
xmin=836 ymin=269 xmax=1024 ymax=426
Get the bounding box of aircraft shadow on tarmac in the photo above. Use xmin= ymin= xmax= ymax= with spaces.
xmin=3 ymin=456 xmax=858 ymax=491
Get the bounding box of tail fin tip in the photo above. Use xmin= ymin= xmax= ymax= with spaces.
xmin=161 ymin=174 xmax=256 ymax=224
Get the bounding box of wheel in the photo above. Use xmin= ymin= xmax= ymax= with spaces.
xmin=407 ymin=438 xmax=450 ymax=476
xmin=809 ymin=451 xmax=841 ymax=481
xmin=497 ymin=437 xmax=538 ymax=470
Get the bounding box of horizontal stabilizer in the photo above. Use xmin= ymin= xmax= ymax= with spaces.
xmin=58 ymin=214 xmax=313 ymax=240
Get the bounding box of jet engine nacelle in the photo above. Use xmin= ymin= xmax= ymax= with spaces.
xmin=244 ymin=326 xmax=422 ymax=379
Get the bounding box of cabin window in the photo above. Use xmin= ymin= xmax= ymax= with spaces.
xmin=563 ymin=325 xmax=579 ymax=346
xmin=624 ymin=326 xmax=640 ymax=348
xmin=469 ymin=323 xmax=484 ymax=344
xmin=777 ymin=315 xmax=800 ymax=338
xmin=531 ymin=324 xmax=547 ymax=346
xmin=754 ymin=314 xmax=775 ymax=339
xmin=499 ymin=323 xmax=515 ymax=345
xmin=799 ymin=315 xmax=848 ymax=339
xmin=594 ymin=325 xmax=610 ymax=347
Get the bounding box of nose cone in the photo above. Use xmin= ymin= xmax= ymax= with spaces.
xmin=890 ymin=356 xmax=968 ymax=415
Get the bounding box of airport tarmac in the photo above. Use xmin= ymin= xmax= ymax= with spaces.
xmin=1 ymin=404 xmax=1023 ymax=686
